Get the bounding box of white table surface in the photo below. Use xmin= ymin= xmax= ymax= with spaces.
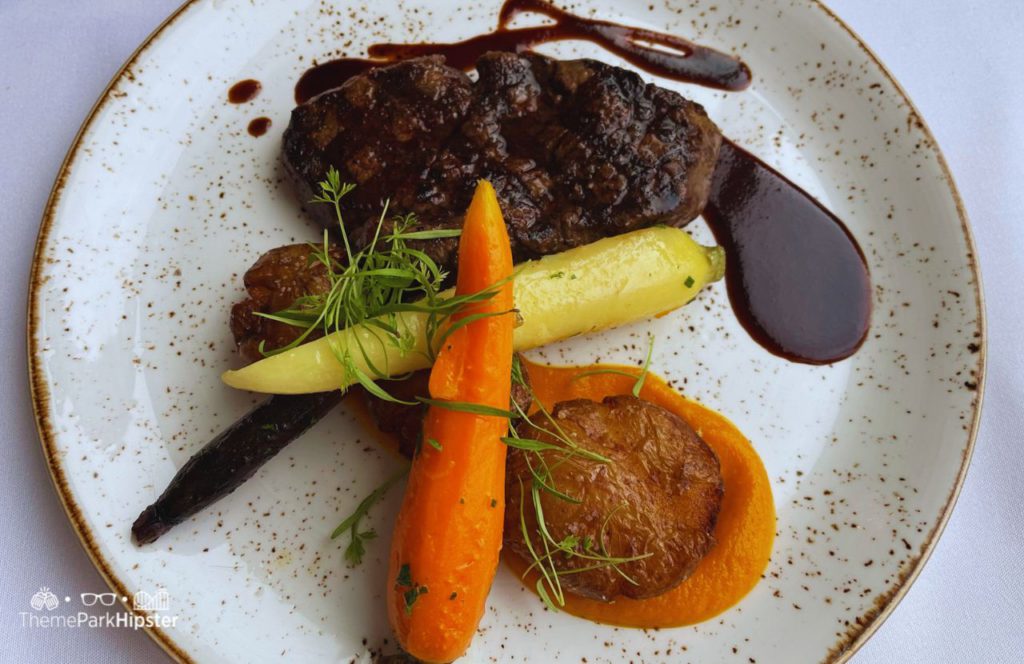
xmin=2 ymin=1 xmax=1021 ymax=662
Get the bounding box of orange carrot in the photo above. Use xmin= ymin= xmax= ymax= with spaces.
xmin=386 ymin=180 xmax=514 ymax=663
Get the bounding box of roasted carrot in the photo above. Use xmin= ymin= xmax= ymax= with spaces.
xmin=386 ymin=180 xmax=514 ymax=662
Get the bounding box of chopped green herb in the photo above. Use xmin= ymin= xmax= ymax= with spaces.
xmin=395 ymin=563 xmax=413 ymax=588
xmin=632 ymin=335 xmax=655 ymax=397
xmin=449 ymin=592 xmax=458 ymax=600
xmin=426 ymin=437 xmax=443 ymax=451
xmin=395 ymin=566 xmax=429 ymax=614
xmin=549 ymin=271 xmax=565 ymax=279
xmin=403 ymin=586 xmax=428 ymax=614
xmin=684 ymin=275 xmax=695 ymax=288
xmin=260 ymin=423 xmax=279 ymax=432
xmin=558 ymin=534 xmax=580 ymax=549
xmin=490 ymin=498 xmax=498 ymax=508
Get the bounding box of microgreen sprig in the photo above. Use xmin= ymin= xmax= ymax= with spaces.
xmin=571 ymin=334 xmax=655 ymax=398
xmin=330 ymin=466 xmax=408 ymax=566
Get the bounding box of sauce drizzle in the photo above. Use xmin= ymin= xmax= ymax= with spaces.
xmin=703 ymin=141 xmax=871 ymax=364
xmin=295 ymin=0 xmax=750 ymax=103
xmin=228 ymin=79 xmax=262 ymax=104
xmin=247 ymin=117 xmax=272 ymax=137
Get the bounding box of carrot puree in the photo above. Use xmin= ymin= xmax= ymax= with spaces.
xmin=508 ymin=358 xmax=776 ymax=628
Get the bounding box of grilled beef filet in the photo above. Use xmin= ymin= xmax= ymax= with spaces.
xmin=283 ymin=51 xmax=722 ymax=271
xmin=229 ymin=243 xmax=344 ymax=363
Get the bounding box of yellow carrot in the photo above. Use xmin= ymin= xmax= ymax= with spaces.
xmin=221 ymin=226 xmax=724 ymax=394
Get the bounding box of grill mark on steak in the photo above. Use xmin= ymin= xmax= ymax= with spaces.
xmin=283 ymin=52 xmax=721 ymax=272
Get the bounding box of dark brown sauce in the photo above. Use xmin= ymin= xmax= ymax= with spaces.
xmin=247 ymin=117 xmax=272 ymax=137
xmin=228 ymin=79 xmax=261 ymax=104
xmin=294 ymin=60 xmax=377 ymax=104
xmin=703 ymin=140 xmax=871 ymax=364
xmin=295 ymin=0 xmax=750 ymax=103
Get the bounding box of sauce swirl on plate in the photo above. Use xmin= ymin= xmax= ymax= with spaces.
xmin=295 ymin=0 xmax=750 ymax=103
xmin=704 ymin=141 xmax=872 ymax=364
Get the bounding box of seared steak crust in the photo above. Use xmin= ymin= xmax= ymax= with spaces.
xmin=284 ymin=56 xmax=472 ymax=268
xmin=283 ymin=52 xmax=721 ymax=270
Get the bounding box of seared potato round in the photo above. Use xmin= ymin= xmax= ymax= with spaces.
xmin=505 ymin=395 xmax=723 ymax=601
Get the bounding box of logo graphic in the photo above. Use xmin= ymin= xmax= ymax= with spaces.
xmin=30 ymin=588 xmax=60 ymax=611
xmin=20 ymin=586 xmax=179 ymax=631
xmin=80 ymin=593 xmax=118 ymax=607
xmin=132 ymin=589 xmax=169 ymax=612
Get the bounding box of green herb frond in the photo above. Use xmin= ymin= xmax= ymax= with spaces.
xmin=331 ymin=466 xmax=408 ymax=566
xmin=569 ymin=335 xmax=655 ymax=398
xmin=255 ymin=167 xmax=506 ymax=403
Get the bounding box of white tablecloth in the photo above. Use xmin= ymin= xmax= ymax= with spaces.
xmin=2 ymin=1 xmax=1021 ymax=662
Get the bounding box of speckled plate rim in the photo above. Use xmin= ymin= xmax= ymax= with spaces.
xmin=25 ymin=1 xmax=986 ymax=662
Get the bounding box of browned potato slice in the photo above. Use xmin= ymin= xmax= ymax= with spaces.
xmin=505 ymin=395 xmax=723 ymax=601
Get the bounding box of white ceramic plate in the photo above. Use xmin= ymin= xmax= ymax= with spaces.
xmin=29 ymin=0 xmax=984 ymax=662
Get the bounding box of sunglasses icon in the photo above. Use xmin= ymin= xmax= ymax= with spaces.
xmin=80 ymin=593 xmax=118 ymax=607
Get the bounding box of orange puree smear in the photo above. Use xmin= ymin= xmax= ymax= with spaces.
xmin=509 ymin=358 xmax=776 ymax=628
